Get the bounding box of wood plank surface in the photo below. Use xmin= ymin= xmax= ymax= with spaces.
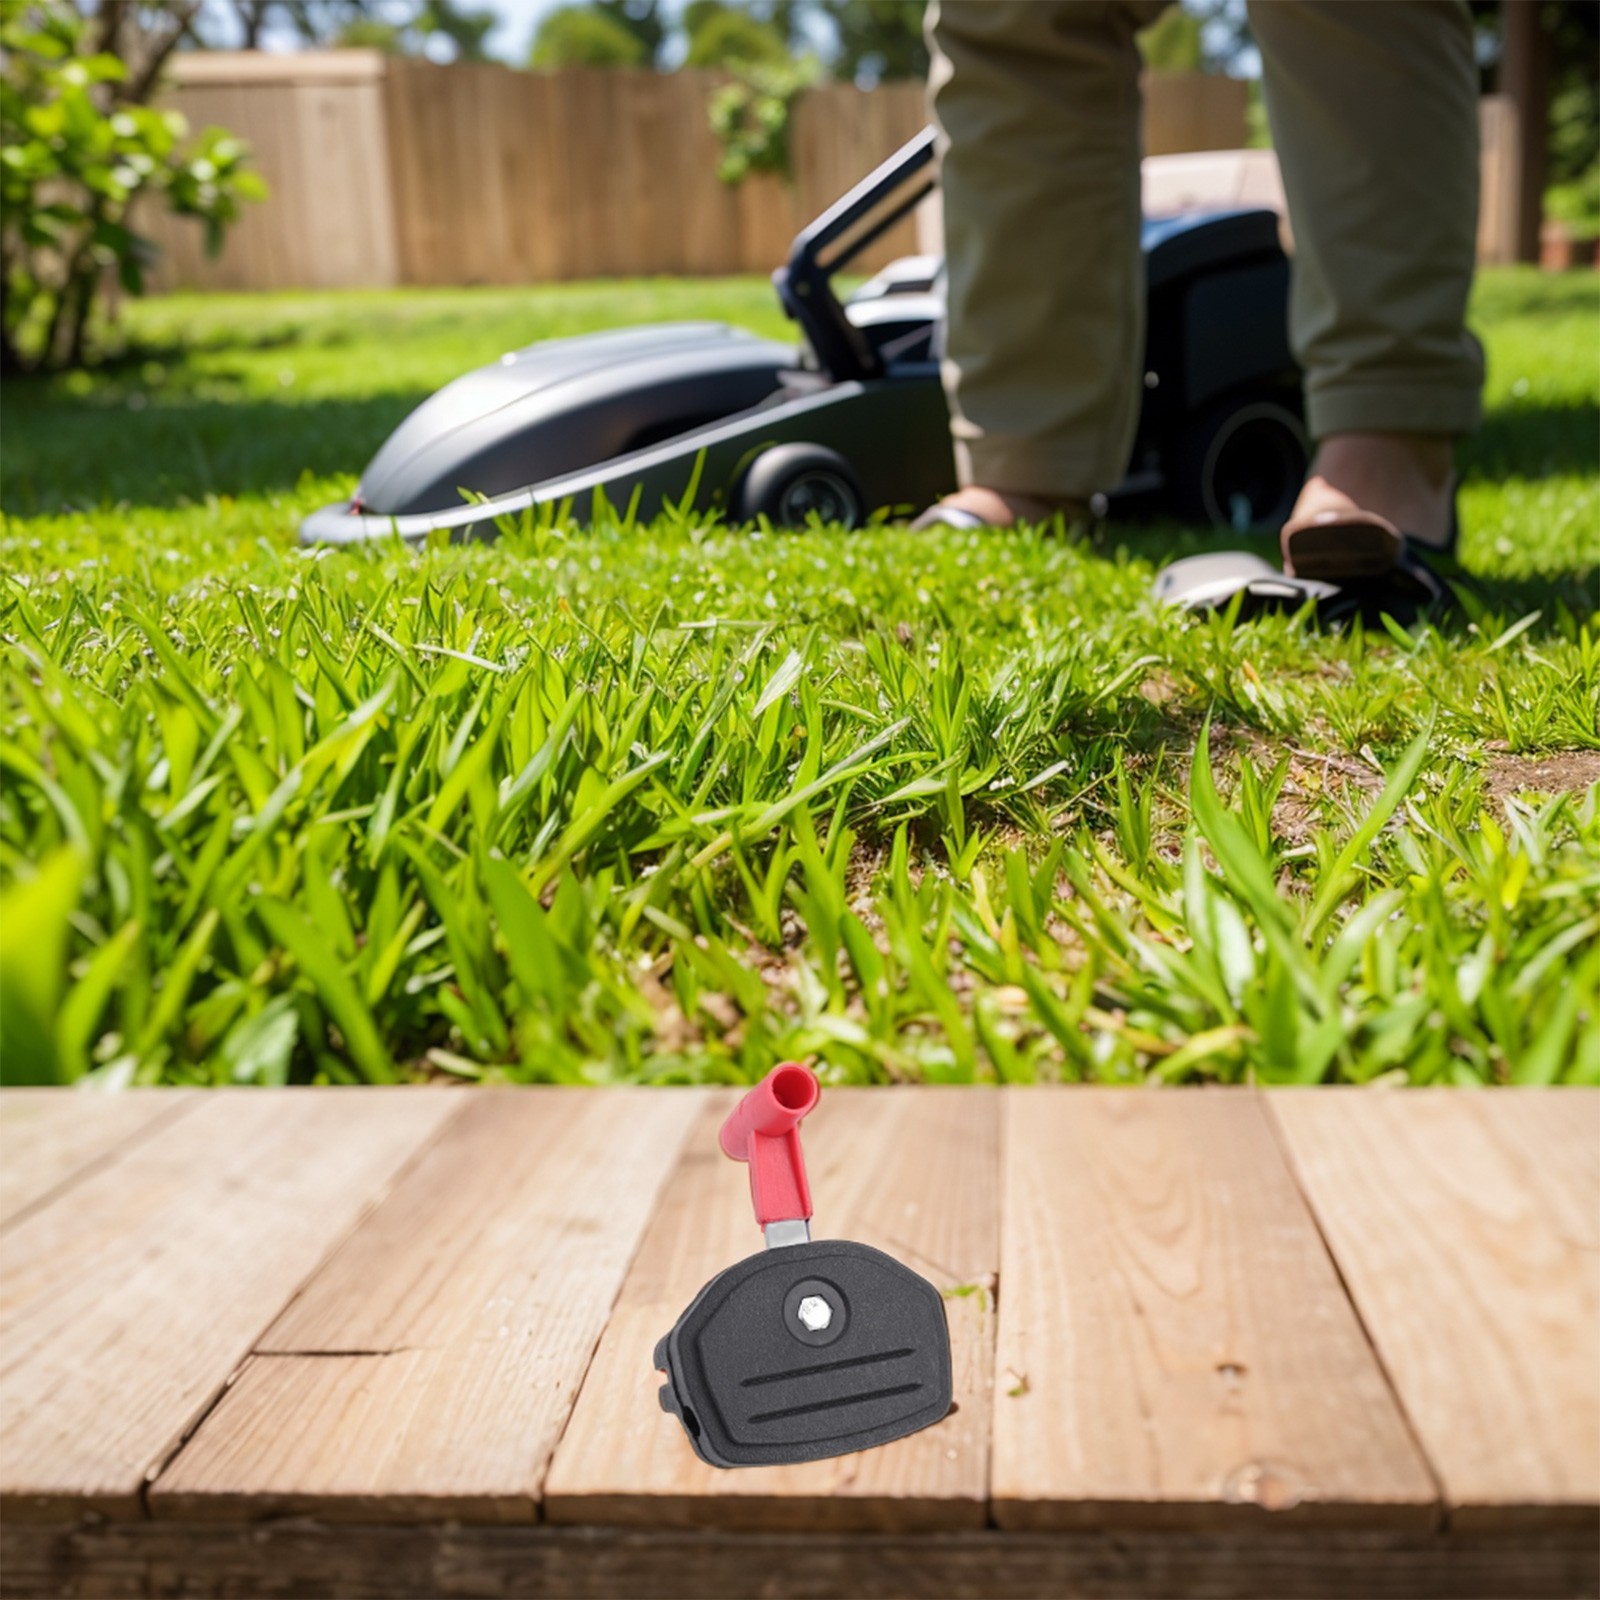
xmin=1270 ymin=1090 xmax=1600 ymax=1530
xmin=6 ymin=1519 xmax=1596 ymax=1600
xmin=152 ymin=1090 xmax=705 ymax=1522
xmin=991 ymin=1090 xmax=1436 ymax=1530
xmin=0 ymin=1089 xmax=460 ymax=1520
xmin=544 ymin=1087 xmax=1001 ymax=1532
xmin=0 ymin=1090 xmax=194 ymax=1228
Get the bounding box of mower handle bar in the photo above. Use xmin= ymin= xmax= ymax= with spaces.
xmin=773 ymin=126 xmax=938 ymax=385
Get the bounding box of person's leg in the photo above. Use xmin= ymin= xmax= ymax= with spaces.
xmin=1249 ymin=0 xmax=1482 ymax=574
xmin=924 ymin=0 xmax=1165 ymax=526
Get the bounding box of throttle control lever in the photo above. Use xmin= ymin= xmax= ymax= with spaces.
xmin=654 ymin=1064 xmax=953 ymax=1469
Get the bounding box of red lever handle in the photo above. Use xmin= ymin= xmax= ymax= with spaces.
xmin=719 ymin=1063 xmax=819 ymax=1229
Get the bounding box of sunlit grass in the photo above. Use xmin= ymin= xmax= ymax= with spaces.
xmin=1 ymin=269 xmax=1596 ymax=1086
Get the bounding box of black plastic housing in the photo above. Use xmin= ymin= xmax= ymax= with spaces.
xmin=655 ymin=1238 xmax=952 ymax=1470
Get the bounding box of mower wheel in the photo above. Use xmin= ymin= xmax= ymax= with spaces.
xmin=733 ymin=444 xmax=864 ymax=529
xmin=1175 ymin=394 xmax=1308 ymax=534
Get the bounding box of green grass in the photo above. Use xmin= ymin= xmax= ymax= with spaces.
xmin=2 ymin=270 xmax=1598 ymax=1088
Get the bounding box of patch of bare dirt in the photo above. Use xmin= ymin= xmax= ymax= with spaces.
xmin=1484 ymin=750 xmax=1600 ymax=801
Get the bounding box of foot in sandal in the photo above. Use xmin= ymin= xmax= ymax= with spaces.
xmin=1281 ymin=432 xmax=1456 ymax=582
xmin=910 ymin=486 xmax=1090 ymax=530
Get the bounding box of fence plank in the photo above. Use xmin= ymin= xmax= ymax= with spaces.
xmin=153 ymin=57 xmax=1513 ymax=293
xmin=544 ymin=1087 xmax=1001 ymax=1531
xmin=150 ymin=1090 xmax=704 ymax=1522
xmin=146 ymin=65 xmax=396 ymax=293
xmin=1477 ymin=96 xmax=1520 ymax=267
xmin=1270 ymin=1090 xmax=1600 ymax=1530
xmin=0 ymin=1090 xmax=460 ymax=1521
xmin=1144 ymin=71 xmax=1249 ymax=156
xmin=991 ymin=1090 xmax=1436 ymax=1531
xmin=0 ymin=1091 xmax=194 ymax=1229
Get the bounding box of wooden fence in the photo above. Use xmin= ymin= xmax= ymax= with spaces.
xmin=146 ymin=54 xmax=1250 ymax=292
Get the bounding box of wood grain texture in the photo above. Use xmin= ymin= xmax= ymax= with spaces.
xmin=991 ymin=1090 xmax=1436 ymax=1531
xmin=5 ymin=1519 xmax=1595 ymax=1600
xmin=0 ymin=1089 xmax=459 ymax=1520
xmin=543 ymin=1087 xmax=1001 ymax=1532
xmin=0 ymin=1091 xmax=194 ymax=1228
xmin=1270 ymin=1090 xmax=1600 ymax=1529
xmin=152 ymin=1090 xmax=705 ymax=1522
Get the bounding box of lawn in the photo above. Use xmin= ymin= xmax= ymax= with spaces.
xmin=2 ymin=270 xmax=1597 ymax=1088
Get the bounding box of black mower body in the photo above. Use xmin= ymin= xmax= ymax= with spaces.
xmin=301 ymin=130 xmax=1303 ymax=546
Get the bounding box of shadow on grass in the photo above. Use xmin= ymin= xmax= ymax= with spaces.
xmin=1 ymin=387 xmax=426 ymax=514
xmin=1465 ymin=396 xmax=1600 ymax=483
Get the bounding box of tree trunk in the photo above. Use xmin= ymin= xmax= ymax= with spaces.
xmin=1500 ymin=1 xmax=1550 ymax=265
xmin=63 ymin=264 xmax=99 ymax=370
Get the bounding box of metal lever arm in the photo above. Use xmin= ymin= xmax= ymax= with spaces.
xmin=772 ymin=127 xmax=937 ymax=383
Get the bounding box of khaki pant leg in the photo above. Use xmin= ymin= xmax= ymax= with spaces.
xmin=927 ymin=1 xmax=1165 ymax=498
xmin=1248 ymin=0 xmax=1483 ymax=440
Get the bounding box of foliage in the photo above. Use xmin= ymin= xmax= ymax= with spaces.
xmin=198 ymin=1 xmax=370 ymax=50
xmin=335 ymin=2 xmax=494 ymax=59
xmin=708 ymin=55 xmax=818 ymax=184
xmin=1546 ymin=156 xmax=1600 ymax=236
xmin=413 ymin=0 xmax=494 ymax=60
xmin=0 ymin=269 xmax=1595 ymax=1088
xmin=0 ymin=6 xmax=264 ymax=374
xmin=810 ymin=0 xmax=926 ymax=84
xmin=529 ymin=2 xmax=648 ymax=68
xmin=1545 ymin=79 xmax=1600 ymax=235
xmin=199 ymin=0 xmax=492 ymax=57
xmin=589 ymin=0 xmax=668 ymax=67
xmin=684 ymin=2 xmax=790 ymax=71
xmin=1468 ymin=0 xmax=1600 ymax=211
xmin=1137 ymin=7 xmax=1206 ymax=74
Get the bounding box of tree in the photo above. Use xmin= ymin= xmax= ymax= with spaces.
xmin=810 ymin=0 xmax=926 ymax=84
xmin=197 ymin=2 xmax=373 ymax=50
xmin=333 ymin=2 xmax=492 ymax=58
xmin=529 ymin=3 xmax=647 ymax=68
xmin=417 ymin=1 xmax=493 ymax=60
xmin=591 ymin=0 xmax=667 ymax=66
xmin=1 ymin=4 xmax=265 ymax=373
xmin=196 ymin=1 xmax=491 ymax=59
xmin=684 ymin=2 xmax=789 ymax=70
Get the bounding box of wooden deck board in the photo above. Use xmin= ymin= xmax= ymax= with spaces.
xmin=152 ymin=1090 xmax=705 ymax=1522
xmin=1270 ymin=1090 xmax=1600 ymax=1530
xmin=5 ymin=1518 xmax=1595 ymax=1600
xmin=543 ymin=1088 xmax=1001 ymax=1531
xmin=0 ymin=1090 xmax=195 ymax=1228
xmin=1 ymin=1084 xmax=1595 ymax=1597
xmin=0 ymin=1089 xmax=460 ymax=1520
xmin=990 ymin=1091 xmax=1437 ymax=1530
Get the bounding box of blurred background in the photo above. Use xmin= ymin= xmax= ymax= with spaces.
xmin=8 ymin=0 xmax=1594 ymax=337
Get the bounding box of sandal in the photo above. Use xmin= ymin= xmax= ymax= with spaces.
xmin=909 ymin=492 xmax=1090 ymax=531
xmin=1279 ymin=497 xmax=1457 ymax=622
xmin=909 ymin=504 xmax=988 ymax=530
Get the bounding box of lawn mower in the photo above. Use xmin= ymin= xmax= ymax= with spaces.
xmin=300 ymin=127 xmax=1307 ymax=548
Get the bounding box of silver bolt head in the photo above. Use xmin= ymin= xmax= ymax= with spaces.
xmin=796 ymin=1294 xmax=832 ymax=1332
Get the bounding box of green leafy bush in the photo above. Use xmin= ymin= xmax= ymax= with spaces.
xmin=0 ymin=8 xmax=265 ymax=373
xmin=708 ymin=58 xmax=818 ymax=185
